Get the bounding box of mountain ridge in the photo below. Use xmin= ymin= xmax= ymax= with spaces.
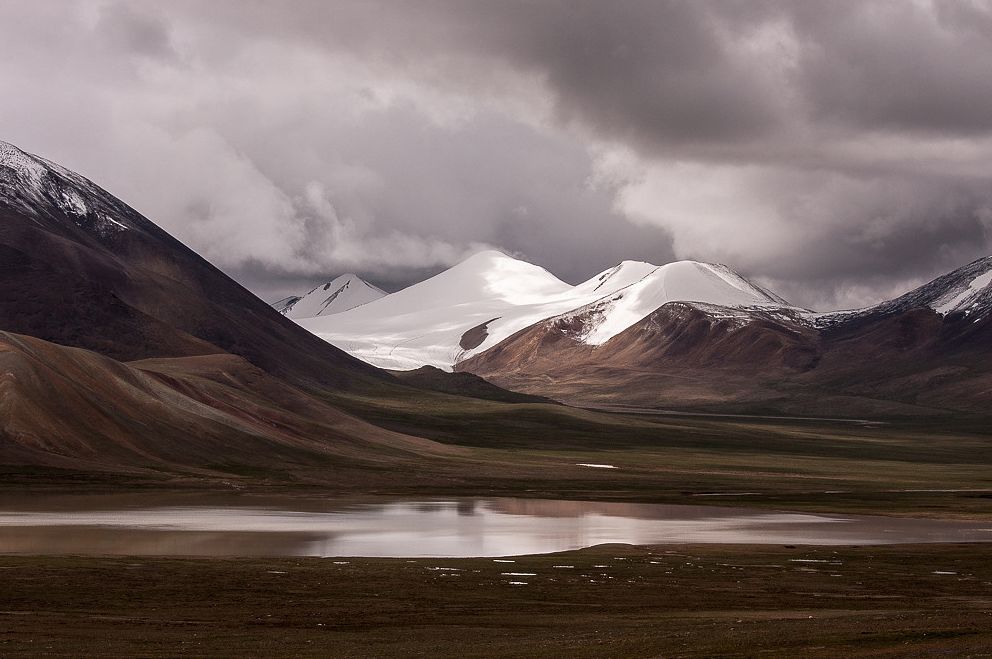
xmin=458 ymin=256 xmax=992 ymax=416
xmin=300 ymin=250 xmax=796 ymax=370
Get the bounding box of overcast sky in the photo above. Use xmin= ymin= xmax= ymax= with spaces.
xmin=4 ymin=1 xmax=992 ymax=310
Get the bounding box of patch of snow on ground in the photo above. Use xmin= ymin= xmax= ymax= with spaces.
xmin=576 ymin=463 xmax=618 ymax=469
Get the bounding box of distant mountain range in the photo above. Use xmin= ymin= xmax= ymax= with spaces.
xmin=299 ymin=251 xmax=792 ymax=370
xmin=273 ymin=274 xmax=385 ymax=318
xmin=297 ymin=246 xmax=992 ymax=416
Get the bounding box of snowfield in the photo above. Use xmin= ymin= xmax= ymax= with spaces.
xmin=298 ymin=250 xmax=796 ymax=370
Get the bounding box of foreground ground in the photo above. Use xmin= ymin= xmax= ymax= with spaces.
xmin=2 ymin=544 xmax=991 ymax=657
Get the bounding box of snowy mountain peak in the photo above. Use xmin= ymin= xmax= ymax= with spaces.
xmin=0 ymin=140 xmax=47 ymax=183
xmin=886 ymin=256 xmax=992 ymax=320
xmin=406 ymin=249 xmax=572 ymax=306
xmin=578 ymin=260 xmax=660 ymax=294
xmin=562 ymin=259 xmax=791 ymax=346
xmin=299 ymin=251 xmax=798 ymax=370
xmin=687 ymin=261 xmax=790 ymax=306
xmin=1 ymin=139 xmax=135 ymax=238
xmin=818 ymin=256 xmax=992 ymax=327
xmin=930 ymin=257 xmax=992 ymax=318
xmin=273 ymin=274 xmax=386 ymax=319
xmin=456 ymin=248 xmax=517 ymax=264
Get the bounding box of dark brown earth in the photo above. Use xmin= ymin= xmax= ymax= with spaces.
xmin=3 ymin=544 xmax=992 ymax=657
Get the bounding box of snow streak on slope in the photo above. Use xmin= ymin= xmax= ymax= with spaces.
xmin=273 ymin=274 xmax=386 ymax=319
xmin=932 ymin=267 xmax=992 ymax=317
xmin=299 ymin=250 xmax=793 ymax=370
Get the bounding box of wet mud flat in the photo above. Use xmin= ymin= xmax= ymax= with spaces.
xmin=2 ymin=543 xmax=992 ymax=657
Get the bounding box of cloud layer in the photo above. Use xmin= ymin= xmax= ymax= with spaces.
xmin=3 ymin=0 xmax=992 ymax=309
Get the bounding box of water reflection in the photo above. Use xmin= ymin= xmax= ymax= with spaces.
xmin=0 ymin=497 xmax=988 ymax=558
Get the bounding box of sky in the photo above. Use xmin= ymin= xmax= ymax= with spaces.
xmin=3 ymin=0 xmax=992 ymax=310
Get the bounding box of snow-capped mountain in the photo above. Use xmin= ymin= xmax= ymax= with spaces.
xmin=1 ymin=140 xmax=137 ymax=238
xmin=294 ymin=244 xmax=992 ymax=415
xmin=459 ymin=254 xmax=992 ymax=416
xmin=273 ymin=274 xmax=386 ymax=319
xmin=299 ymin=250 xmax=796 ymax=370
xmin=548 ymin=260 xmax=791 ymax=345
xmin=817 ymin=256 xmax=992 ymax=327
xmin=886 ymin=256 xmax=992 ymax=321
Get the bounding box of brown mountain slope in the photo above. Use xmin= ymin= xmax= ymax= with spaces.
xmin=0 ymin=330 xmax=454 ymax=477
xmin=459 ymin=297 xmax=992 ymax=417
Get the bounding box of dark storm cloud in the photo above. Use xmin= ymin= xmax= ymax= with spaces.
xmin=787 ymin=0 xmax=992 ymax=136
xmin=448 ymin=1 xmax=785 ymax=147
xmin=2 ymin=0 xmax=992 ymax=309
xmin=182 ymin=0 xmax=789 ymax=147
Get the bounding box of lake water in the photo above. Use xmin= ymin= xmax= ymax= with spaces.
xmin=0 ymin=495 xmax=988 ymax=557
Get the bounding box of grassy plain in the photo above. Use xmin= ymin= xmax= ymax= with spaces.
xmin=4 ymin=389 xmax=992 ymax=519
xmin=3 ymin=544 xmax=992 ymax=657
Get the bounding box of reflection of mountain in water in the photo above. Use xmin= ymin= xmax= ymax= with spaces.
xmin=0 ymin=496 xmax=989 ymax=558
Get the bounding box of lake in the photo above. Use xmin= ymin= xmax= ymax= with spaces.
xmin=0 ymin=494 xmax=988 ymax=557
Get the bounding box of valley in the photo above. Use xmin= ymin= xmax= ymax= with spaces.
xmin=4 ymin=138 xmax=992 ymax=657
xmin=7 ymin=2 xmax=992 ymax=655
xmin=2 ymin=137 xmax=991 ymax=519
